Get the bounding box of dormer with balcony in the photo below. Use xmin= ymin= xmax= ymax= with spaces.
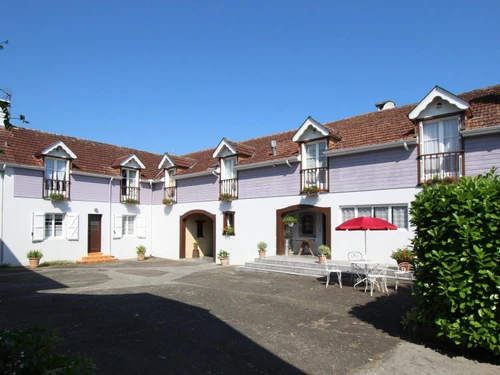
xmin=409 ymin=86 xmax=471 ymax=184
xmin=115 ymin=154 xmax=145 ymax=203
xmin=41 ymin=141 xmax=77 ymax=200
xmin=212 ymin=138 xmax=255 ymax=200
xmin=158 ymin=153 xmax=196 ymax=204
xmin=292 ymin=117 xmax=341 ymax=194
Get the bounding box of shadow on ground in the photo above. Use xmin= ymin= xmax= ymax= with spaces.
xmin=0 ymin=267 xmax=304 ymax=375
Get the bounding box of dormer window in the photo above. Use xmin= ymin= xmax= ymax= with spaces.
xmin=121 ymin=168 xmax=140 ymax=203
xmin=301 ymin=140 xmax=329 ymax=193
xmin=220 ymin=156 xmax=237 ymax=199
xmin=164 ymin=168 xmax=177 ymax=203
xmin=212 ymin=138 xmax=244 ymax=200
xmin=41 ymin=141 xmax=76 ymax=200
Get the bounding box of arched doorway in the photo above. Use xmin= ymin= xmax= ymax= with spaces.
xmin=276 ymin=205 xmax=331 ymax=256
xmin=180 ymin=210 xmax=216 ymax=261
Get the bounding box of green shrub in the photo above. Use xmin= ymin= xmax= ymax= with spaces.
xmin=410 ymin=168 xmax=500 ymax=354
xmin=26 ymin=250 xmax=43 ymax=259
xmin=136 ymin=245 xmax=146 ymax=254
xmin=318 ymin=244 xmax=331 ymax=257
xmin=39 ymin=260 xmax=75 ymax=267
xmin=257 ymin=241 xmax=267 ymax=252
xmin=0 ymin=327 xmax=95 ymax=374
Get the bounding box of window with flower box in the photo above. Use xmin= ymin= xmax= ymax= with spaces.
xmin=223 ymin=211 xmax=235 ymax=236
xmin=301 ymin=140 xmax=329 ymax=193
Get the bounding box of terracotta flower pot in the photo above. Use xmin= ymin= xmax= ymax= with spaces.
xmin=397 ymin=260 xmax=412 ymax=271
xmin=193 ymin=248 xmax=200 ymax=258
xmin=28 ymin=258 xmax=40 ymax=268
xmin=137 ymin=253 xmax=145 ymax=261
xmin=220 ymin=258 xmax=229 ymax=266
xmin=259 ymin=251 xmax=265 ymax=259
xmin=318 ymin=255 xmax=326 ymax=265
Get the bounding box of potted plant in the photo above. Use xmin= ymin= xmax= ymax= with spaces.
xmin=257 ymin=241 xmax=267 ymax=258
xmin=193 ymin=241 xmax=200 ymax=258
xmin=27 ymin=250 xmax=43 ymax=268
xmin=218 ymin=250 xmax=230 ymax=266
xmin=283 ymin=214 xmax=298 ymax=227
xmin=124 ymin=198 xmax=139 ymax=204
xmin=48 ymin=192 xmax=65 ymax=201
xmin=391 ymin=246 xmax=414 ymax=270
xmin=302 ymin=185 xmax=321 ymax=195
xmin=317 ymin=245 xmax=331 ymax=265
xmin=219 ymin=193 xmax=234 ymax=202
xmin=162 ymin=197 xmax=174 ymax=205
xmin=223 ymin=226 xmax=234 ymax=237
xmin=136 ymin=245 xmax=146 ymax=261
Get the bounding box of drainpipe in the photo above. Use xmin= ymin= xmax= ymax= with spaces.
xmin=109 ymin=177 xmax=114 ymax=255
xmin=0 ymin=165 xmax=5 ymax=264
xmin=285 ymin=159 xmax=292 ymax=168
xmin=149 ymin=180 xmax=153 ymax=257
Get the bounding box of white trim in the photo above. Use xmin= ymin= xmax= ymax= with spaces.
xmin=212 ymin=138 xmax=237 ymax=158
xmin=174 ymin=170 xmax=214 ymax=180
xmin=461 ymin=125 xmax=500 ymax=137
xmin=5 ymin=163 xmax=45 ymax=171
xmin=292 ymin=117 xmax=329 ymax=142
xmin=157 ymin=154 xmax=176 ymax=170
xmin=70 ymin=171 xmax=119 ymax=179
xmin=140 ymin=178 xmax=164 ymax=184
xmin=325 ymin=139 xmax=417 ymax=157
xmin=41 ymin=141 xmax=77 ymax=159
xmin=120 ymin=154 xmax=146 ymax=169
xmin=234 ymin=157 xmax=299 ymax=171
xmin=409 ymin=86 xmax=470 ymax=120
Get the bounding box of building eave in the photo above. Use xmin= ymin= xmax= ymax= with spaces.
xmin=324 ymin=139 xmax=418 ymax=157
xmin=234 ymin=156 xmax=300 ymax=171
xmin=461 ymin=125 xmax=500 ymax=137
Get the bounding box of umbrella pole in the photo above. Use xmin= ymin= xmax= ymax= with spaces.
xmin=364 ymin=231 xmax=368 ymax=259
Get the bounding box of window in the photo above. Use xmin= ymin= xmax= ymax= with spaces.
xmin=301 ymin=140 xmax=328 ymax=192
xmin=299 ymin=212 xmax=316 ymax=237
xmin=45 ymin=213 xmax=64 ymax=238
xmin=44 ymin=158 xmax=69 ymax=198
xmin=341 ymin=205 xmax=409 ymax=230
xmin=223 ymin=211 xmax=235 ymax=235
xmin=420 ymin=117 xmax=462 ymax=181
xmin=196 ymin=220 xmax=204 ymax=238
xmin=165 ymin=169 xmax=177 ymax=202
xmin=121 ymin=168 xmax=139 ymax=202
xmin=220 ymin=156 xmax=237 ymax=198
xmin=122 ymin=215 xmax=135 ymax=236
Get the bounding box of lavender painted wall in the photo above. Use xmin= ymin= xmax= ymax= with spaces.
xmin=177 ymin=175 xmax=218 ymax=203
xmin=111 ymin=179 xmax=121 ymax=203
xmin=330 ymin=146 xmax=418 ymax=193
xmin=140 ymin=182 xmax=151 ymax=203
xmin=464 ymin=134 xmax=500 ymax=176
xmin=71 ymin=175 xmax=109 ymax=202
xmin=238 ymin=163 xmax=300 ymax=199
xmin=152 ymin=183 xmax=164 ymax=205
xmin=13 ymin=168 xmax=43 ymax=198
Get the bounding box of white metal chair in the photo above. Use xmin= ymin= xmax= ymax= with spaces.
xmin=395 ymin=262 xmax=415 ymax=291
xmin=365 ymin=261 xmax=389 ymax=296
xmin=347 ymin=251 xmax=364 ymax=285
xmin=323 ymin=256 xmax=342 ymax=288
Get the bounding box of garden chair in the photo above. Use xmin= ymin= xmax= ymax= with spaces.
xmin=323 ymin=256 xmax=342 ymax=288
xmin=347 ymin=251 xmax=364 ymax=285
xmin=395 ymin=262 xmax=415 ymax=291
xmin=365 ymin=260 xmax=389 ymax=296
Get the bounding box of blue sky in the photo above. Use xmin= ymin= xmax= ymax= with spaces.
xmin=2 ymin=1 xmax=499 ymax=156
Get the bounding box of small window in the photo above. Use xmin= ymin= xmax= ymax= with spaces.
xmin=196 ymin=220 xmax=204 ymax=238
xmin=223 ymin=211 xmax=235 ymax=235
xmin=121 ymin=169 xmax=139 ymax=202
xmin=340 ymin=205 xmax=409 ymax=230
xmin=45 ymin=213 xmax=64 ymax=238
xmin=44 ymin=158 xmax=69 ymax=198
xmin=299 ymin=212 xmax=316 ymax=237
xmin=122 ymin=215 xmax=135 ymax=236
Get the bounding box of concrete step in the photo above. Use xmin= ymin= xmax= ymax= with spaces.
xmin=241 ymin=262 xmax=327 ymax=277
xmin=76 ymin=254 xmax=119 ymax=264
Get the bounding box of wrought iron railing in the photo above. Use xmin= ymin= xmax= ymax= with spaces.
xmin=121 ymin=186 xmax=140 ymax=203
xmin=164 ymin=186 xmax=177 ymax=203
xmin=220 ymin=178 xmax=238 ymax=199
xmin=43 ymin=178 xmax=70 ymax=199
xmin=419 ymin=151 xmax=464 ymax=183
xmin=300 ymin=167 xmax=329 ymax=193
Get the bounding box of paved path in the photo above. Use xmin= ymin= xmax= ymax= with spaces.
xmin=0 ymin=258 xmax=498 ymax=375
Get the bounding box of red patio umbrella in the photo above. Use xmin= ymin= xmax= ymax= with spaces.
xmin=335 ymin=216 xmax=397 ymax=258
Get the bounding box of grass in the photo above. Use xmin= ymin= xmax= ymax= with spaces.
xmin=39 ymin=260 xmax=75 ymax=267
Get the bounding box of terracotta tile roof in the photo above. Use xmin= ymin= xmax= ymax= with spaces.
xmin=1 ymin=84 xmax=498 ymax=178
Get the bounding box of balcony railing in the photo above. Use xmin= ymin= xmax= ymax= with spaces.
xmin=300 ymin=167 xmax=329 ymax=193
xmin=43 ymin=178 xmax=70 ymax=199
xmin=419 ymin=151 xmax=464 ymax=183
xmin=220 ymin=178 xmax=238 ymax=199
xmin=164 ymin=186 xmax=177 ymax=203
xmin=121 ymin=186 xmax=140 ymax=203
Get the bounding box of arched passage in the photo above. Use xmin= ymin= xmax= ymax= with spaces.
xmin=276 ymin=205 xmax=331 ymax=256
xmin=180 ymin=210 xmax=216 ymax=261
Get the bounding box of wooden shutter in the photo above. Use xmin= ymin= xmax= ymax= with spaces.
xmin=136 ymin=215 xmax=146 ymax=238
xmin=32 ymin=213 xmax=45 ymax=242
xmin=66 ymin=213 xmax=79 ymax=241
xmin=113 ymin=214 xmax=123 ymax=239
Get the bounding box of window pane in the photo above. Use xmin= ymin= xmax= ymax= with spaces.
xmin=45 ymin=159 xmax=55 ymax=179
xmin=56 ymin=160 xmax=66 ymax=180
xmin=357 ymin=207 xmax=372 ymax=217
xmin=318 ymin=141 xmax=327 ymax=167
xmin=305 ymin=144 xmax=316 ymax=169
xmin=423 ymin=122 xmax=439 ymax=155
xmin=342 ymin=208 xmax=355 ymax=222
xmin=45 ymin=214 xmax=53 ymax=238
xmin=392 ymin=206 xmax=408 ymax=229
xmin=299 ymin=213 xmax=315 ymax=237
xmin=443 ymin=119 xmax=460 ymax=152
xmin=54 ymin=214 xmax=63 ymax=237
xmin=374 ymin=207 xmax=389 ymax=221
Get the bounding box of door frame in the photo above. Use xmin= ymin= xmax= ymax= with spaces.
xmin=87 ymin=214 xmax=102 ymax=254
xmin=276 ymin=205 xmax=331 ymax=255
xmin=179 ymin=210 xmax=216 ymax=261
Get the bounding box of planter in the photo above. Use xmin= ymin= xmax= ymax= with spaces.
xmin=137 ymin=253 xmax=145 ymax=261
xmin=287 ymin=223 xmax=295 ymax=227
xmin=397 ymin=260 xmax=412 ymax=271
xmin=28 ymin=258 xmax=41 ymax=268
xmin=220 ymin=258 xmax=229 ymax=266
xmin=318 ymin=255 xmax=326 ymax=265
xmin=193 ymin=247 xmax=200 ymax=258
xmin=258 ymin=251 xmax=265 ymax=259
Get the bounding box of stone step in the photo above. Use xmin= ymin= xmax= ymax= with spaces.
xmin=241 ymin=262 xmax=327 ymax=277
xmin=76 ymin=254 xmax=119 ymax=264
xmin=87 ymin=252 xmax=104 ymax=257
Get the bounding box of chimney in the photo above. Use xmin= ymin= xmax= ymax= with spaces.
xmin=270 ymin=140 xmax=277 ymax=156
xmin=375 ymin=100 xmax=396 ymax=111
